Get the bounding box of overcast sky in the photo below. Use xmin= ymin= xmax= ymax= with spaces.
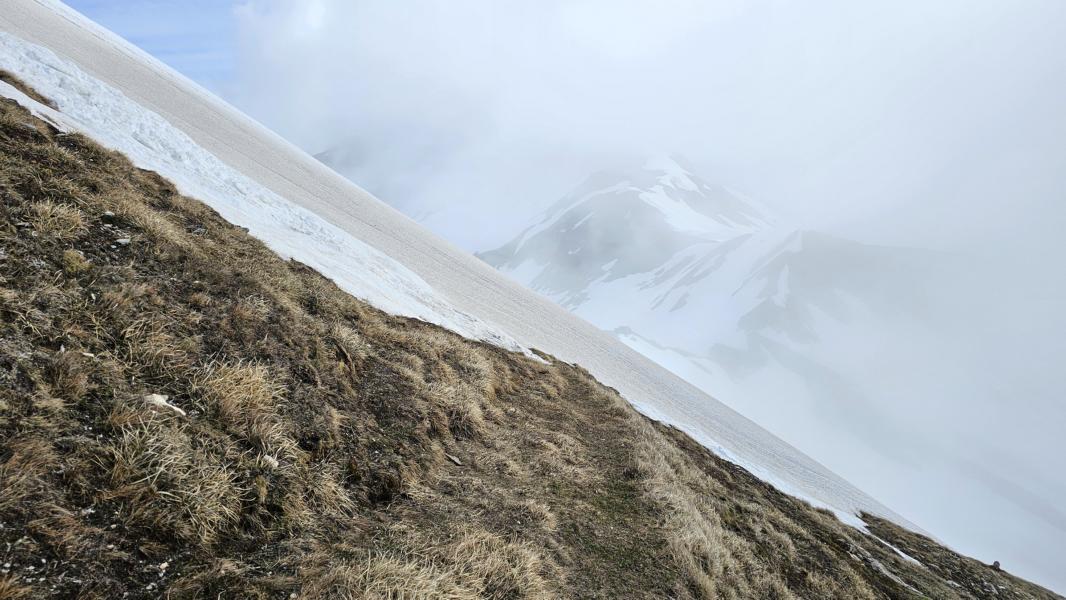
xmin=67 ymin=0 xmax=1066 ymax=591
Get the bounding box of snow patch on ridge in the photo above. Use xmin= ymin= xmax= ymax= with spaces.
xmin=0 ymin=31 xmax=527 ymax=354
xmin=644 ymin=155 xmax=699 ymax=191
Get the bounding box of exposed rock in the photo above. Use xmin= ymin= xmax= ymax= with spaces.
xmin=143 ymin=393 xmax=185 ymax=417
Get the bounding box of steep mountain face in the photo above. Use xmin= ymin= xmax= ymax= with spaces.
xmin=478 ymin=156 xmax=945 ymax=464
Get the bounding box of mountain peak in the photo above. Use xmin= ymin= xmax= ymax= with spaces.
xmin=478 ymin=158 xmax=775 ymax=306
xmin=642 ymin=154 xmax=700 ymax=192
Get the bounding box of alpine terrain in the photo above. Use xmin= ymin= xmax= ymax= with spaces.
xmin=0 ymin=1 xmax=1061 ymax=598
xmin=478 ymin=156 xmax=953 ymax=474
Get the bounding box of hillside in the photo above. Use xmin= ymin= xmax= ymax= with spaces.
xmin=1 ymin=75 xmax=1062 ymax=600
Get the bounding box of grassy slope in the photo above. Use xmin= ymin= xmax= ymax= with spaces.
xmin=0 ymin=82 xmax=1060 ymax=600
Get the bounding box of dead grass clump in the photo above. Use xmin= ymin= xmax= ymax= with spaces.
xmin=46 ymin=350 xmax=89 ymax=402
xmin=109 ymin=187 xmax=186 ymax=246
xmin=61 ymin=248 xmax=91 ymax=274
xmin=329 ymin=323 xmax=369 ymax=368
xmin=120 ymin=318 xmax=194 ymax=378
xmin=445 ymin=529 xmax=550 ymax=598
xmin=301 ymin=552 xmax=474 ymax=600
xmin=301 ymin=461 xmax=357 ymax=517
xmin=528 ymin=431 xmax=594 ymax=484
xmin=231 ymin=294 xmax=271 ymax=322
xmin=514 ymin=499 xmax=558 ymax=533
xmin=429 ymin=381 xmax=486 ymax=438
xmin=25 ymin=143 xmax=81 ymax=172
xmin=0 ymin=575 xmax=33 ymax=600
xmin=101 ymin=281 xmax=154 ymax=311
xmin=630 ymin=417 xmax=888 ymax=600
xmin=0 ymin=107 xmax=36 ymax=142
xmin=26 ymin=503 xmax=100 ymax=559
xmin=198 ymin=361 xmax=290 ymax=453
xmin=298 ymin=529 xmax=549 ymax=600
xmin=634 ymin=426 xmax=793 ymax=599
xmin=106 ymin=409 xmax=242 ymax=545
xmin=28 ymin=200 xmax=86 ymax=240
xmin=0 ymin=437 xmax=57 ymax=514
xmin=188 ymin=291 xmax=212 ymax=308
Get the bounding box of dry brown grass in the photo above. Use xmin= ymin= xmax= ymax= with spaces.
xmin=199 ymin=363 xmax=283 ymax=439
xmin=0 ymin=575 xmax=33 ymax=600
xmin=106 ymin=407 xmax=244 ymax=545
xmin=119 ymin=317 xmax=196 ymax=377
xmin=429 ymin=380 xmax=487 ymax=437
xmin=28 ymin=200 xmax=86 ymax=240
xmin=298 ymin=528 xmax=549 ymax=600
xmin=108 ymin=187 xmax=187 ymax=247
xmin=0 ymin=438 xmax=57 ymax=515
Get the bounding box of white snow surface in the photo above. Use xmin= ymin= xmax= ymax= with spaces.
xmin=0 ymin=0 xmax=915 ymax=534
xmin=0 ymin=30 xmax=525 ymax=355
xmin=638 ymin=186 xmax=736 ymax=236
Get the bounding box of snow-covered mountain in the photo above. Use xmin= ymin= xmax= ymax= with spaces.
xmin=479 ymin=156 xmax=770 ymax=308
xmin=479 ymin=156 xmax=947 ymax=461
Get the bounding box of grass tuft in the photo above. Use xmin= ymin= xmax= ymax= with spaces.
xmin=106 ymin=409 xmax=243 ymax=545
xmin=28 ymin=200 xmax=86 ymax=241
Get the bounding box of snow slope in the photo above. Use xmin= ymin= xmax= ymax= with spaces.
xmin=0 ymin=0 xmax=913 ymax=531
xmin=0 ymin=31 xmax=525 ymax=356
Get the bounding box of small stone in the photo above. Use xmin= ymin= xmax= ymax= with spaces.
xmin=159 ymin=561 xmax=169 ymax=571
xmin=262 ymin=455 xmax=280 ymax=470
xmin=144 ymin=393 xmax=186 ymax=417
xmin=446 ymin=454 xmax=463 ymax=466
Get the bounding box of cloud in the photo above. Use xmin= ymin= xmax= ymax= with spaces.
xmin=232 ymin=0 xmax=1066 ymax=249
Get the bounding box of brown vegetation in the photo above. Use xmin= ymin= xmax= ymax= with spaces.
xmin=0 ymin=86 xmax=1061 ymax=599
